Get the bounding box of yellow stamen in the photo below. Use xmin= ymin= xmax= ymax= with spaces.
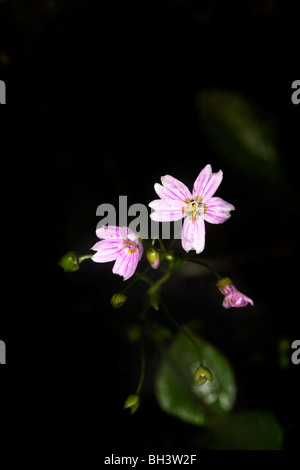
xmin=191 ymin=202 xmax=197 ymax=214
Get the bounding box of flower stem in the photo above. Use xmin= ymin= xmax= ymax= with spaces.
xmin=158 ymin=238 xmax=167 ymax=252
xmin=78 ymin=254 xmax=93 ymax=264
xmin=135 ymin=339 xmax=146 ymax=396
xmin=168 ymin=228 xmax=181 ymax=251
xmin=159 ymin=296 xmax=203 ymax=367
xmin=149 ymin=264 xmax=172 ymax=293
xmin=146 ymin=258 xmax=173 ymax=310
xmin=177 ymin=256 xmax=222 ymax=280
xmin=121 ymin=266 xmax=152 ymax=294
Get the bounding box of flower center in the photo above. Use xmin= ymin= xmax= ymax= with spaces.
xmin=123 ymin=239 xmax=139 ymax=254
xmin=184 ymin=199 xmax=205 ymax=220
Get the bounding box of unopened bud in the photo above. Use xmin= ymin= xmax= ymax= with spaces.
xmin=165 ymin=253 xmax=174 ymax=262
xmin=58 ymin=251 xmax=79 ymax=272
xmin=194 ymin=366 xmax=213 ymax=386
xmin=123 ymin=394 xmax=140 ymax=415
xmin=146 ymin=248 xmax=160 ymax=269
xmin=111 ymin=293 xmax=127 ymax=308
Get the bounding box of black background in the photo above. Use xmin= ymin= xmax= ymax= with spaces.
xmin=0 ymin=0 xmax=299 ymax=457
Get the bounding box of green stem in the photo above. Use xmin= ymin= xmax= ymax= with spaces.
xmin=168 ymin=236 xmax=175 ymax=251
xmin=135 ymin=339 xmax=146 ymax=396
xmin=78 ymin=254 xmax=93 ymax=264
xmin=159 ymin=296 xmax=203 ymax=366
xmin=177 ymin=256 xmax=222 ymax=280
xmin=158 ymin=238 xmax=167 ymax=252
xmin=121 ymin=266 xmax=152 ymax=294
xmin=135 ymin=296 xmax=151 ymax=396
xmin=149 ymin=264 xmax=172 ymax=293
xmin=146 ymin=259 xmax=174 ymax=310
xmin=168 ymin=228 xmax=181 ymax=251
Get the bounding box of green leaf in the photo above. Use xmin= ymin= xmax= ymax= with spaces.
xmin=155 ymin=331 xmax=236 ymax=426
xmin=196 ymin=411 xmax=283 ymax=450
xmin=197 ymin=89 xmax=282 ymax=183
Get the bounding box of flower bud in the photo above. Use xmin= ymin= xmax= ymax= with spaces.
xmin=111 ymin=293 xmax=127 ymax=308
xmin=165 ymin=253 xmax=174 ymax=262
xmin=146 ymin=248 xmax=160 ymax=269
xmin=216 ymin=277 xmax=253 ymax=309
xmin=123 ymin=394 xmax=140 ymax=414
xmin=58 ymin=251 xmax=79 ymax=272
xmin=194 ymin=366 xmax=213 ymax=386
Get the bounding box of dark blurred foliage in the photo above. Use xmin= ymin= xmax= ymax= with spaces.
xmin=0 ymin=0 xmax=299 ymax=456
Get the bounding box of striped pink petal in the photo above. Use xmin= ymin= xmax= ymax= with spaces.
xmin=149 ymin=199 xmax=185 ymax=222
xmin=192 ymin=164 xmax=223 ymax=202
xmin=112 ymin=249 xmax=140 ymax=281
xmin=204 ymin=197 xmax=235 ymax=224
xmin=181 ymin=216 xmax=205 ymax=254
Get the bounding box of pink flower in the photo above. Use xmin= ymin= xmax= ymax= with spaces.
xmin=91 ymin=226 xmax=143 ymax=281
xmin=149 ymin=164 xmax=235 ymax=254
xmin=216 ymin=278 xmax=254 ymax=309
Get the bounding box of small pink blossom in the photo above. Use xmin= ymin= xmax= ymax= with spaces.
xmin=216 ymin=278 xmax=254 ymax=309
xmin=149 ymin=164 xmax=235 ymax=254
xmin=91 ymin=226 xmax=143 ymax=281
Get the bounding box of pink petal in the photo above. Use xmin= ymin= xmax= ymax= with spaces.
xmin=192 ymin=164 xmax=223 ymax=201
xmin=241 ymin=295 xmax=254 ymax=307
xmin=91 ymin=239 xmax=121 ymax=251
xmin=112 ymin=249 xmax=140 ymax=281
xmin=96 ymin=226 xmax=130 ymax=240
xmin=91 ymin=240 xmax=122 ymax=262
xmin=153 ymin=175 xmax=191 ymax=205
xmin=150 ymin=211 xmax=185 ymax=222
xmin=220 ymin=284 xmax=254 ymax=309
xmin=181 ymin=216 xmax=205 ymax=254
xmin=204 ymin=197 xmax=235 ymax=224
xmin=149 ymin=199 xmax=185 ymax=221
xmin=160 ymin=175 xmax=192 ymax=201
xmin=149 ymin=198 xmax=184 ymax=210
xmin=222 ymin=297 xmax=232 ymax=309
xmin=149 ymin=199 xmax=185 ymax=222
xmin=223 ymin=293 xmax=254 ymax=309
